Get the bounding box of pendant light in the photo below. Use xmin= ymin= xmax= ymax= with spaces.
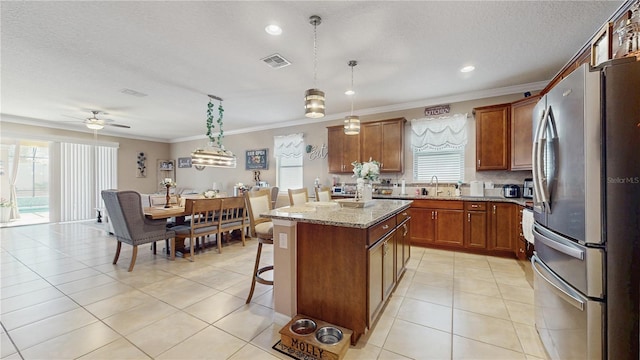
xmin=344 ymin=60 xmax=360 ymax=135
xmin=190 ymin=95 xmax=237 ymax=169
xmin=304 ymin=15 xmax=325 ymax=118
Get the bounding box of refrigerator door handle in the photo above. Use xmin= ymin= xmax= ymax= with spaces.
xmin=533 ymin=223 xmax=584 ymax=260
xmin=532 ymin=255 xmax=585 ymax=311
xmin=532 ymin=106 xmax=548 ymax=212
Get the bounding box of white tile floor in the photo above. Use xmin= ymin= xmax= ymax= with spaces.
xmin=0 ymin=222 xmax=549 ymax=359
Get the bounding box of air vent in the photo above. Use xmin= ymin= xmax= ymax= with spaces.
xmin=261 ymin=53 xmax=291 ymax=69
xmin=120 ymin=88 xmax=148 ymax=97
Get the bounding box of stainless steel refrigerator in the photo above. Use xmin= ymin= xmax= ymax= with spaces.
xmin=531 ymin=58 xmax=640 ymax=360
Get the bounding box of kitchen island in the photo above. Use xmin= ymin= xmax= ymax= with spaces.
xmin=262 ymin=199 xmax=412 ymax=345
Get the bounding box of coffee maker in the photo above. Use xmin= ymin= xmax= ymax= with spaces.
xmin=523 ymin=178 xmax=534 ymax=199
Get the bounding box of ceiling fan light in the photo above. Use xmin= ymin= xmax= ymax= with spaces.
xmin=344 ymin=115 xmax=360 ymax=135
xmin=304 ymin=88 xmax=325 ymax=118
xmin=86 ymin=122 xmax=104 ymax=130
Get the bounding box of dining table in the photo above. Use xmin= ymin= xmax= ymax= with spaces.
xmin=143 ymin=205 xmax=190 ymax=256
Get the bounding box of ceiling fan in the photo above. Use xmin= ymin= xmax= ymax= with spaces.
xmin=63 ymin=110 xmax=131 ymax=130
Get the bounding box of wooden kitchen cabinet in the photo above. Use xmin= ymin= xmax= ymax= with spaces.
xmin=488 ymin=202 xmax=518 ymax=253
xmin=475 ymin=103 xmax=511 ymax=171
xmin=410 ymin=200 xmax=463 ymax=248
xmin=361 ymin=118 xmax=405 ymax=173
xmin=327 ymin=125 xmax=360 ymax=173
xmin=464 ymin=201 xmax=487 ymax=249
xmin=395 ymin=210 xmax=411 ymax=281
xmin=368 ymin=230 xmax=397 ymax=323
xmin=510 ymin=96 xmax=540 ymax=171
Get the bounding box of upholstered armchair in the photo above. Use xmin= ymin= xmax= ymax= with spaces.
xmin=101 ymin=190 xmax=176 ymax=272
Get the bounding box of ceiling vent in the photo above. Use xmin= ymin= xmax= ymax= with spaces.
xmin=120 ymin=88 xmax=148 ymax=97
xmin=261 ymin=53 xmax=291 ymax=69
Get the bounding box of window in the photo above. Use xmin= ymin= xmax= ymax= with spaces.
xmin=274 ymin=133 xmax=304 ymax=191
xmin=410 ymin=113 xmax=468 ymax=183
xmin=413 ymin=150 xmax=464 ymax=182
xmin=276 ymin=155 xmax=303 ymax=191
xmin=60 ymin=142 xmax=117 ymax=221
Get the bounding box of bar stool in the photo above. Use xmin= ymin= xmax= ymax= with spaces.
xmin=244 ymin=189 xmax=274 ymax=303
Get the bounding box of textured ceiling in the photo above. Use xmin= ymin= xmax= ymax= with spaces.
xmin=0 ymin=1 xmax=623 ymax=142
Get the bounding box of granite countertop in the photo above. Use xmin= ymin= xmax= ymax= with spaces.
xmin=261 ymin=199 xmax=412 ymax=229
xmin=332 ymin=193 xmax=531 ymax=207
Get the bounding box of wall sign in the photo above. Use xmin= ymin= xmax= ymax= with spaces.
xmin=424 ymin=104 xmax=450 ymax=116
xmin=246 ymin=149 xmax=268 ymax=170
xmin=177 ymin=157 xmax=192 ymax=168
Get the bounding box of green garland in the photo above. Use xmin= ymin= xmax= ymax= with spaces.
xmin=205 ymin=100 xmax=225 ymax=148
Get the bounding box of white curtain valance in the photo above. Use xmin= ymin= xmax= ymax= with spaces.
xmin=411 ymin=113 xmax=468 ymax=151
xmin=273 ymin=133 xmax=304 ymax=158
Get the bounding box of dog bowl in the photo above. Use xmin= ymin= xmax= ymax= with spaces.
xmin=315 ymin=326 xmax=343 ymax=345
xmin=289 ymin=318 xmax=317 ymax=335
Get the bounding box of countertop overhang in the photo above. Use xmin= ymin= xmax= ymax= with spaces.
xmin=261 ymin=199 xmax=412 ymax=229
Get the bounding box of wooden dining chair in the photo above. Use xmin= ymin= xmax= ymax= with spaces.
xmin=218 ymin=196 xmax=247 ymax=251
xmin=244 ymin=189 xmax=274 ymax=303
xmin=288 ymin=188 xmax=309 ymax=206
xmin=172 ymin=198 xmax=222 ymax=259
xmin=314 ymin=186 xmax=332 ymax=202
xmin=101 ymin=190 xmax=176 ymax=272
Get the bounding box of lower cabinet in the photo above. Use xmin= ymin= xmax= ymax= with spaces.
xmin=368 ymin=231 xmax=397 ymax=323
xmin=488 ymin=202 xmax=518 ymax=253
xmin=464 ymin=201 xmax=487 ymax=249
xmin=411 ymin=199 xmax=520 ymax=258
xmin=396 ymin=216 xmax=411 ymax=281
xmin=410 ymin=200 xmax=463 ymax=248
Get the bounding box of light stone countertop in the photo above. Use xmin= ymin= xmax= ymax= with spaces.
xmin=261 ymin=199 xmax=412 ymax=229
xmin=332 ymin=194 xmax=531 ymax=207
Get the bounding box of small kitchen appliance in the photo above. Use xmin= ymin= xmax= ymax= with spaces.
xmin=331 ymin=186 xmax=344 ymax=195
xmin=522 ymin=178 xmax=534 ymax=198
xmin=502 ymin=184 xmax=520 ymax=198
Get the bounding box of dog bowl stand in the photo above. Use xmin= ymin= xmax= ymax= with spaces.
xmin=279 ymin=314 xmax=352 ymax=360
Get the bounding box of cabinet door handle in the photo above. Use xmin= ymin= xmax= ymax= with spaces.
xmin=382 ymin=224 xmax=389 ymax=230
xmin=435 ymin=211 xmax=438 ymax=220
xmin=478 ymin=159 xmax=481 ymax=166
xmin=403 ymin=224 xmax=408 ymax=236
xmin=493 ymin=205 xmax=496 ymax=214
xmin=468 ymin=213 xmax=471 ymax=222
xmin=471 ymin=204 xmax=479 ymax=208
xmin=431 ymin=211 xmax=435 ymax=220
xmin=402 ymin=212 xmax=408 ymax=216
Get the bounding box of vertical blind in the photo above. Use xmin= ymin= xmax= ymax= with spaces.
xmin=60 ymin=143 xmax=117 ymax=221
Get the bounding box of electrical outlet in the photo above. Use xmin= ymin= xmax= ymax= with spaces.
xmin=279 ymin=233 xmax=288 ymax=249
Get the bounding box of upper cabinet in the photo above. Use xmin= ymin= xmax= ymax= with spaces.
xmin=361 ymin=118 xmax=405 ymax=173
xmin=327 ymin=126 xmax=360 ymax=173
xmin=474 ymin=103 xmax=511 ymax=171
xmin=510 ymin=95 xmax=541 ymax=171
xmin=328 ymin=118 xmax=405 ymax=174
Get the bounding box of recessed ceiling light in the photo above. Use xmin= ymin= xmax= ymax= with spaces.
xmin=345 ymin=89 xmax=355 ymax=96
xmin=460 ymin=65 xmax=475 ymax=73
xmin=265 ymin=24 xmax=282 ymax=36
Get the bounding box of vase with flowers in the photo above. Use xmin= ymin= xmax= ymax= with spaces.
xmin=351 ymin=158 xmax=380 ymax=201
xmin=160 ymin=178 xmax=177 ymax=208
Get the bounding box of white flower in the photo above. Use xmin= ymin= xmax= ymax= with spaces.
xmin=351 ymin=158 xmax=381 ymax=181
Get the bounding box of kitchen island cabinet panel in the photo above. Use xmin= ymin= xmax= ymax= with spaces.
xmin=396 ymin=211 xmax=411 ymax=280
xmin=297 ymin=223 xmax=369 ymax=339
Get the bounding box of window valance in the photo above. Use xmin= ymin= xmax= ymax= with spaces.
xmin=273 ymin=133 xmax=304 ymax=158
xmin=411 ymin=113 xmax=468 ymax=151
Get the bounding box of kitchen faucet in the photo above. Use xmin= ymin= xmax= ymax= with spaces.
xmin=430 ymin=175 xmax=439 ymax=196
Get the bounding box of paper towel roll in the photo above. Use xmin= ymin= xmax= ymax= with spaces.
xmin=522 ymin=209 xmax=534 ymax=244
xmin=401 ymin=179 xmax=406 ymax=194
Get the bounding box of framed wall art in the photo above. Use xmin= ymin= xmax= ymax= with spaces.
xmin=245 ymin=148 xmax=268 ymax=170
xmin=177 ymin=157 xmax=192 ymax=168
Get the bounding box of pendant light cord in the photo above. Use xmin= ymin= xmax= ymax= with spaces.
xmin=313 ymin=21 xmax=318 ymax=87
